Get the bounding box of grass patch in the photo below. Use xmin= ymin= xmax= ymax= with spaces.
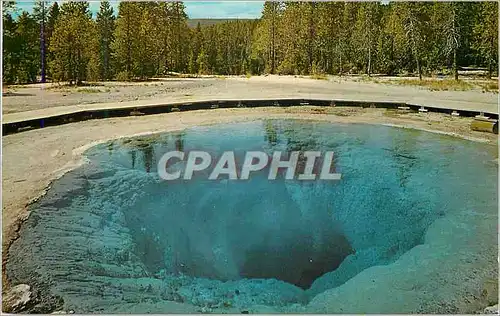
xmin=383 ymin=109 xmax=404 ymax=118
xmin=311 ymin=107 xmax=328 ymax=114
xmin=47 ymin=82 xmax=105 ymax=92
xmin=3 ymin=85 xmax=18 ymax=91
xmin=47 ymin=85 xmax=71 ymax=91
xmin=310 ymin=74 xmax=329 ymax=80
xmin=165 ymin=73 xmax=200 ymax=79
xmin=181 ymin=74 xmax=200 ymax=78
xmin=353 ymin=76 xmax=381 ymax=84
xmin=46 ymin=85 xmax=72 ymax=93
xmin=77 ymin=87 xmax=103 ymax=93
xmin=82 ymin=82 xmax=105 ymax=87
xmin=477 ymin=81 xmax=498 ymax=93
xmin=389 ymin=78 xmax=474 ymax=91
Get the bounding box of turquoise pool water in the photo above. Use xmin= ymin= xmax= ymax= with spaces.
xmin=7 ymin=120 xmax=498 ymax=313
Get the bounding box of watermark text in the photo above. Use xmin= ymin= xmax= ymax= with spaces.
xmin=157 ymin=151 xmax=341 ymax=181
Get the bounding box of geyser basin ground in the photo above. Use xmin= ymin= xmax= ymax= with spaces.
xmin=6 ymin=120 xmax=498 ymax=313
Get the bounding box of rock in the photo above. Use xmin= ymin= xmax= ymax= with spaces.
xmin=200 ymin=306 xmax=212 ymax=313
xmin=483 ymin=304 xmax=498 ymax=314
xmin=3 ymin=284 xmax=32 ymax=313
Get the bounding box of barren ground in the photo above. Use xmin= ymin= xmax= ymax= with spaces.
xmin=2 ymin=75 xmax=498 ymax=115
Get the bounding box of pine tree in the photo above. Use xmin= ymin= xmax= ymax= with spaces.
xmin=197 ymin=49 xmax=209 ymax=75
xmin=170 ymin=2 xmax=189 ymax=72
xmin=49 ymin=1 xmax=96 ymax=84
xmin=86 ymin=19 xmax=100 ymax=82
xmin=392 ymin=2 xmax=430 ymax=79
xmin=45 ymin=2 xmax=59 ymax=80
xmin=46 ymin=2 xmax=59 ymax=34
xmin=305 ymin=2 xmax=316 ymax=73
xmin=376 ymin=4 xmax=397 ymax=75
xmin=353 ymin=2 xmax=381 ymax=76
xmin=2 ymin=1 xmax=16 ymax=19
xmin=96 ymin=0 xmax=115 ymax=80
xmin=136 ymin=3 xmax=157 ymax=79
xmin=4 ymin=11 xmax=39 ymax=83
xmin=188 ymin=22 xmax=203 ymax=74
xmin=338 ymin=3 xmax=357 ymax=75
xmin=314 ymin=2 xmax=343 ymax=74
xmin=2 ymin=1 xmax=496 ymax=82
xmin=473 ymin=2 xmax=498 ymax=78
xmin=33 ymin=0 xmax=49 ymax=82
xmin=112 ymin=2 xmax=141 ymax=80
xmin=278 ymin=3 xmax=306 ymax=74
xmin=3 ymin=7 xmax=17 ymax=83
xmin=148 ymin=3 xmax=168 ymax=76
xmin=255 ymin=1 xmax=282 ymax=74
xmin=434 ymin=2 xmax=463 ymax=80
xmin=156 ymin=2 xmax=171 ymax=75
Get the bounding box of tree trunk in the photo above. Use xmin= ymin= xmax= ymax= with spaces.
xmin=453 ymin=48 xmax=458 ymax=81
xmin=69 ymin=49 xmax=74 ymax=84
xmin=271 ymin=4 xmax=275 ymax=75
xmin=40 ymin=2 xmax=46 ymax=83
xmin=416 ymin=57 xmax=422 ymax=80
xmin=126 ymin=23 xmax=131 ymax=76
xmin=488 ymin=40 xmax=493 ymax=79
xmin=103 ymin=40 xmax=108 ymax=80
xmin=367 ymin=46 xmax=372 ymax=77
xmin=76 ymin=49 xmax=82 ymax=84
xmin=410 ymin=30 xmax=421 ymax=80
xmin=451 ymin=4 xmax=458 ymax=81
xmin=339 ymin=54 xmax=343 ymax=76
xmin=176 ymin=7 xmax=182 ymax=72
xmin=488 ymin=58 xmax=492 ymax=80
xmin=308 ymin=3 xmax=314 ymax=73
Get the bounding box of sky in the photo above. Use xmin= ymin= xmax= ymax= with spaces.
xmin=13 ymin=1 xmax=265 ymax=19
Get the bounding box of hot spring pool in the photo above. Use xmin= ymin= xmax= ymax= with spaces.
xmin=6 ymin=120 xmax=498 ymax=313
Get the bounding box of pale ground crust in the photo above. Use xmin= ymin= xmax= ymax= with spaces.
xmin=2 ymin=106 xmax=498 ymax=312
xmin=2 ymin=76 xmax=498 ymax=120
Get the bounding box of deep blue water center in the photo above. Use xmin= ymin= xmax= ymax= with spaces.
xmin=7 ymin=120 xmax=498 ymax=313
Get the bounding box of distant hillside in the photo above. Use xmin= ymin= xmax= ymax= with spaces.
xmin=187 ymin=18 xmax=256 ymax=28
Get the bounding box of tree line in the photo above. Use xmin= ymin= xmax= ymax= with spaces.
xmin=2 ymin=1 xmax=498 ymax=85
